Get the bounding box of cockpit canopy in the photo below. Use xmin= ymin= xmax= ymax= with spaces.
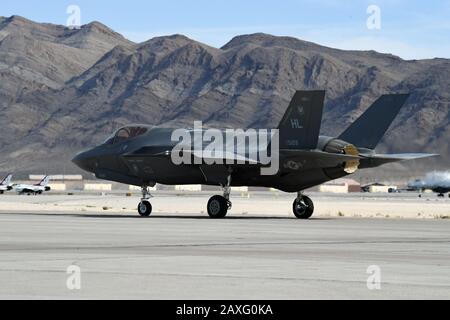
xmin=103 ymin=126 xmax=149 ymax=145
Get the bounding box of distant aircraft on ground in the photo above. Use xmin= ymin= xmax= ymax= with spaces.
xmin=14 ymin=176 xmax=51 ymax=195
xmin=73 ymin=90 xmax=438 ymax=219
xmin=0 ymin=174 xmax=13 ymax=194
xmin=408 ymin=172 xmax=450 ymax=197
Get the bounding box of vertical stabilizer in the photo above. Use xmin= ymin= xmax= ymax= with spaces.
xmin=339 ymin=94 xmax=410 ymax=149
xmin=278 ymin=90 xmax=325 ymax=150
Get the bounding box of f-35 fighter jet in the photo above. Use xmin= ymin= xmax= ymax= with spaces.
xmin=73 ymin=91 xmax=437 ymax=219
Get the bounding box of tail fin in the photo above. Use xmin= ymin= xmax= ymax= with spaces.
xmin=278 ymin=90 xmax=325 ymax=149
xmin=1 ymin=174 xmax=12 ymax=186
xmin=35 ymin=176 xmax=50 ymax=187
xmin=338 ymin=94 xmax=410 ymax=149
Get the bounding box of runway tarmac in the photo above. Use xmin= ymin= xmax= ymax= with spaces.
xmin=0 ymin=192 xmax=449 ymax=219
xmin=0 ymin=211 xmax=449 ymax=299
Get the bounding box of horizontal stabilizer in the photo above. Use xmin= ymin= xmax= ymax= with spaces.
xmin=359 ymin=153 xmax=439 ymax=168
xmin=367 ymin=153 xmax=440 ymax=161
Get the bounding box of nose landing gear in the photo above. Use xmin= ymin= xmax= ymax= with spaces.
xmin=137 ymin=185 xmax=153 ymax=217
xmin=293 ymin=192 xmax=314 ymax=219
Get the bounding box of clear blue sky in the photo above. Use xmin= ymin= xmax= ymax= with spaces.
xmin=2 ymin=0 xmax=449 ymax=59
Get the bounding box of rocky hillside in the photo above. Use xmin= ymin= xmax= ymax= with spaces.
xmin=0 ymin=16 xmax=448 ymax=177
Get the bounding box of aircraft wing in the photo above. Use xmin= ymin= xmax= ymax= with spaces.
xmin=123 ymin=148 xmax=260 ymax=164
xmin=185 ymin=149 xmax=360 ymax=168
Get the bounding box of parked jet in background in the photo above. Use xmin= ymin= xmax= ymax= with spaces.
xmin=73 ymin=90 xmax=438 ymax=219
xmin=408 ymin=171 xmax=450 ymax=197
xmin=14 ymin=176 xmax=51 ymax=195
xmin=0 ymin=174 xmax=13 ymax=194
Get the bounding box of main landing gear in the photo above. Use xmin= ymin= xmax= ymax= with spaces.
xmin=293 ymin=192 xmax=314 ymax=219
xmin=207 ymin=172 xmax=232 ymax=219
xmin=137 ymin=186 xmax=153 ymax=217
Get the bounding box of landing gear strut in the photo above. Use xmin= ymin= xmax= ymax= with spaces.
xmin=207 ymin=171 xmax=232 ymax=219
xmin=137 ymin=185 xmax=153 ymax=217
xmin=293 ymin=192 xmax=314 ymax=219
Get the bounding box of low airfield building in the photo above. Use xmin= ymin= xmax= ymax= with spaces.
xmin=84 ymin=183 xmax=112 ymax=192
xmin=319 ymin=179 xmax=361 ymax=193
xmin=175 ymin=185 xmax=203 ymax=192
xmin=362 ymin=183 xmax=398 ymax=193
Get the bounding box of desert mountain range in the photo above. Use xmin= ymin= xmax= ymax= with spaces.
xmin=0 ymin=16 xmax=448 ymax=178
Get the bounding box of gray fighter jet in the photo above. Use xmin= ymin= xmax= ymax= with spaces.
xmin=408 ymin=172 xmax=450 ymax=197
xmin=73 ymin=91 xmax=438 ymax=219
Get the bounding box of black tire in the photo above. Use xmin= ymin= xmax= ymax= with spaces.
xmin=138 ymin=201 xmax=152 ymax=217
xmin=293 ymin=196 xmax=314 ymax=219
xmin=207 ymin=196 xmax=229 ymax=219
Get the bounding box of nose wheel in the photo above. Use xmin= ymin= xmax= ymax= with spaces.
xmin=293 ymin=193 xmax=314 ymax=219
xmin=137 ymin=185 xmax=153 ymax=217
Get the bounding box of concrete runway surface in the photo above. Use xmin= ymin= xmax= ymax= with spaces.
xmin=0 ymin=211 xmax=449 ymax=299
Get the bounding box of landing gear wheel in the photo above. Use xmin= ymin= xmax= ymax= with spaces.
xmin=207 ymin=196 xmax=229 ymax=219
xmin=293 ymin=196 xmax=314 ymax=219
xmin=138 ymin=201 xmax=152 ymax=217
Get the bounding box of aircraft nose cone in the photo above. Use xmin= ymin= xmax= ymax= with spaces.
xmin=72 ymin=150 xmax=96 ymax=173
